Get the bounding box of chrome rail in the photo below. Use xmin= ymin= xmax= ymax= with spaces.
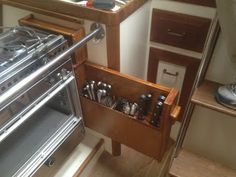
xmin=0 ymin=75 xmax=75 ymax=143
xmin=0 ymin=24 xmax=103 ymax=109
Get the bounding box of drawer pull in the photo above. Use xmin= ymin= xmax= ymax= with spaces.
xmin=163 ymin=69 xmax=179 ymax=77
xmin=170 ymin=106 xmax=181 ymax=121
xmin=167 ymin=29 xmax=186 ymax=38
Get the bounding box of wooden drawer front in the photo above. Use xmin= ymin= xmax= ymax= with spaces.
xmin=147 ymin=48 xmax=200 ymax=121
xmin=81 ymin=97 xmax=163 ymax=160
xmin=75 ymin=63 xmax=180 ymax=161
xmin=150 ymin=9 xmax=211 ymax=52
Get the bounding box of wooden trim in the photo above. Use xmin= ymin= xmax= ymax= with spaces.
xmin=19 ymin=14 xmax=83 ymax=35
xmin=1 ymin=0 xmax=83 ymax=23
xmin=1 ymin=0 xmax=148 ymax=25
xmin=147 ymin=48 xmax=200 ymax=121
xmin=18 ymin=14 xmax=87 ymax=65
xmin=73 ymin=139 xmax=104 ymax=177
xmin=112 ymin=140 xmax=121 ymax=156
xmin=106 ymin=25 xmax=120 ymax=71
xmin=170 ymin=106 xmax=181 ymax=121
xmin=160 ymin=88 xmax=178 ymax=156
xmin=86 ymin=62 xmax=171 ymax=93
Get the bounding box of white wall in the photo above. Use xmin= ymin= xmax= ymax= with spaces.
xmin=184 ymin=106 xmax=236 ymax=169
xmin=120 ymin=0 xmax=151 ymax=79
xmin=3 ymin=5 xmax=30 ymax=26
xmin=206 ymin=33 xmax=236 ymax=84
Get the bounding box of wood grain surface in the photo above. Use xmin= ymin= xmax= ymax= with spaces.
xmin=2 ymin=0 xmax=148 ymax=25
xmin=75 ymin=62 xmax=179 ymax=161
xmin=191 ymin=80 xmax=236 ymax=117
xmin=150 ymin=9 xmax=211 ymax=52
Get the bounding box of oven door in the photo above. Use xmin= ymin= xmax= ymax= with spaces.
xmin=0 ymin=58 xmax=84 ymax=177
xmin=0 ymin=58 xmax=82 ymax=141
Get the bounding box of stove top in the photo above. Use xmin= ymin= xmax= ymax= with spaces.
xmin=0 ymin=26 xmax=57 ymax=70
xmin=0 ymin=26 xmax=68 ymax=96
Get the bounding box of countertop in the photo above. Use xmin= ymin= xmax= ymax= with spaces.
xmin=1 ymin=0 xmax=148 ymax=25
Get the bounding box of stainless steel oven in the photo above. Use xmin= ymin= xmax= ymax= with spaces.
xmin=0 ymin=24 xmax=103 ymax=177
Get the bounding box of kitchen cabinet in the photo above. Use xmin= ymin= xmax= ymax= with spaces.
xmin=147 ymin=6 xmax=213 ymax=121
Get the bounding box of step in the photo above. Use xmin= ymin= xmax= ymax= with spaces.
xmin=169 ymin=149 xmax=236 ymax=177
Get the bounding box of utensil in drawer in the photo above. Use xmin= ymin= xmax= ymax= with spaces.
xmin=150 ymin=101 xmax=163 ymax=127
xmin=136 ymin=93 xmax=152 ymax=120
xmin=130 ymin=103 xmax=138 ymax=116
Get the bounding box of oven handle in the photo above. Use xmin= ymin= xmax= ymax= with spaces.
xmin=0 ymin=75 xmax=75 ymax=143
xmin=0 ymin=24 xmax=103 ymax=109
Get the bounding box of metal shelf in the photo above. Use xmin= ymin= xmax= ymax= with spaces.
xmin=0 ymin=106 xmax=80 ymax=177
xmin=191 ymin=80 xmax=236 ymax=117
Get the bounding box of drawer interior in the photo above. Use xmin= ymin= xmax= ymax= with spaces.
xmin=0 ymin=106 xmax=82 ymax=177
xmin=75 ymin=62 xmax=180 ymax=161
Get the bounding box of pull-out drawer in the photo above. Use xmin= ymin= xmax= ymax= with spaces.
xmin=150 ymin=9 xmax=211 ymax=52
xmin=75 ymin=62 xmax=180 ymax=161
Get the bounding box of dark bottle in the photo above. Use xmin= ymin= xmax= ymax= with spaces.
xmin=137 ymin=94 xmax=152 ymax=120
xmin=150 ymin=101 xmax=163 ymax=127
xmin=158 ymin=95 xmax=166 ymax=103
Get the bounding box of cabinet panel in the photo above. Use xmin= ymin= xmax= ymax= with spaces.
xmin=75 ymin=62 xmax=180 ymax=161
xmin=156 ymin=61 xmax=186 ymax=102
xmin=148 ymin=48 xmax=200 ymax=121
xmin=150 ymin=9 xmax=211 ymax=52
